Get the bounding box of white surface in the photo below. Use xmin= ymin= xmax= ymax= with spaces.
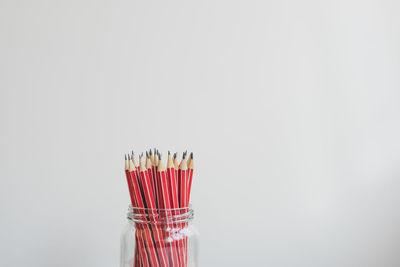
xmin=1 ymin=0 xmax=400 ymax=266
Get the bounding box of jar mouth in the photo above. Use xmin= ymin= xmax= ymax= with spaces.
xmin=127 ymin=205 xmax=194 ymax=224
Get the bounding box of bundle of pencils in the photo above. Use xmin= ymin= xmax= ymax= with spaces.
xmin=124 ymin=149 xmax=194 ymax=267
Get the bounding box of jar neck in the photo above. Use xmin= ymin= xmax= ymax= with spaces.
xmin=127 ymin=205 xmax=194 ymax=224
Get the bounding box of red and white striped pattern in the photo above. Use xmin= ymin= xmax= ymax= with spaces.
xmin=178 ymin=156 xmax=189 ymax=266
xmin=187 ymin=154 xmax=194 ymax=204
xmin=124 ymin=150 xmax=194 ymax=267
xmin=157 ymin=159 xmax=180 ymax=267
xmin=128 ymin=159 xmax=151 ymax=267
xmin=139 ymin=158 xmax=169 ymax=267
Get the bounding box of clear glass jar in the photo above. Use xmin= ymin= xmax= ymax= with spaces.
xmin=121 ymin=206 xmax=199 ymax=267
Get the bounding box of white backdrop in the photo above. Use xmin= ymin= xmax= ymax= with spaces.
xmin=1 ymin=0 xmax=400 ymax=266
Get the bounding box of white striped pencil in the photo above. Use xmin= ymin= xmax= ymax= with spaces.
xmin=126 ymin=156 xmax=144 ymax=267
xmin=178 ymin=153 xmax=188 ymax=266
xmin=138 ymin=156 xmax=161 ymax=266
xmin=128 ymin=158 xmax=150 ymax=267
xmin=125 ymin=155 xmax=135 ymax=206
xmin=178 ymin=153 xmax=188 ymax=208
xmin=173 ymin=153 xmax=179 ymax=181
xmin=166 ymin=152 xmax=181 ymax=266
xmin=146 ymin=154 xmax=157 ymax=207
xmin=139 ymin=157 xmax=169 ymax=267
xmin=152 ymin=151 xmax=160 ymax=209
xmin=157 ymin=156 xmax=180 ymax=267
xmin=187 ymin=153 xmax=194 ymax=204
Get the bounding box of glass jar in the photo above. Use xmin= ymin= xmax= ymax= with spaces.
xmin=121 ymin=206 xmax=199 ymax=267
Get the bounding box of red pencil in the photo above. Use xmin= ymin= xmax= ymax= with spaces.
xmin=166 ymin=152 xmax=181 ymax=266
xmin=146 ymin=154 xmax=157 ymax=206
xmin=133 ymin=156 xmax=160 ymax=267
xmin=152 ymin=151 xmax=160 ymax=209
xmin=187 ymin=153 xmax=194 ymax=204
xmin=129 ymin=158 xmax=150 ymax=267
xmin=173 ymin=153 xmax=179 ymax=182
xmin=166 ymin=152 xmax=179 ymax=211
xmin=139 ymin=157 xmax=169 ymax=267
xmin=178 ymin=153 xmax=189 ymax=266
xmin=131 ymin=152 xmax=140 ymax=182
xmin=157 ymin=156 xmax=180 ymax=267
xmin=178 ymin=153 xmax=188 ymax=208
xmin=126 ymin=155 xmax=145 ymax=267
xmin=125 ymin=155 xmax=136 ymax=206
xmin=156 ymin=156 xmax=170 ymax=209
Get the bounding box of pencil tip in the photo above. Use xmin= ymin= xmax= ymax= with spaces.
xmin=125 ymin=154 xmax=127 ymax=160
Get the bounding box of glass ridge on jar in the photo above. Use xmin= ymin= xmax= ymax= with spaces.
xmin=121 ymin=205 xmax=199 ymax=267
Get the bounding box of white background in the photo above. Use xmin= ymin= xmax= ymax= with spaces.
xmin=1 ymin=0 xmax=400 ymax=266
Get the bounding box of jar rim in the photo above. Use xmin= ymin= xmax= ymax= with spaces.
xmin=128 ymin=204 xmax=193 ymax=212
xmin=127 ymin=204 xmax=194 ymax=224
